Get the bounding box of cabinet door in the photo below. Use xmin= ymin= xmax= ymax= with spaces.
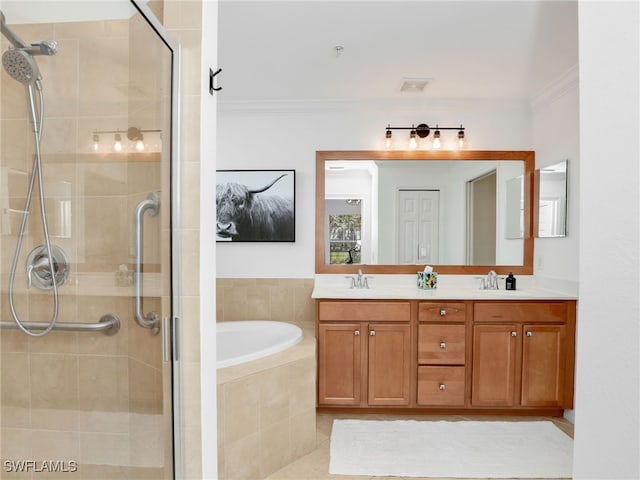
xmin=521 ymin=325 xmax=566 ymax=407
xmin=471 ymin=324 xmax=518 ymax=407
xmin=367 ymin=324 xmax=411 ymax=406
xmin=318 ymin=323 xmax=362 ymax=405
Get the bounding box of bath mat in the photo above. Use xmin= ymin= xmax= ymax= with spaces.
xmin=329 ymin=419 xmax=573 ymax=478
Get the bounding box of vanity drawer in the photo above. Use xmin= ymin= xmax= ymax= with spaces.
xmin=419 ymin=302 xmax=466 ymax=323
xmin=417 ymin=366 xmax=465 ymax=406
xmin=418 ymin=324 xmax=466 ymax=365
xmin=474 ymin=302 xmax=568 ymax=323
xmin=318 ymin=301 xmax=411 ymax=322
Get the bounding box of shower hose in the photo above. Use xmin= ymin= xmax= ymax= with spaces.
xmin=8 ymin=79 xmax=61 ymax=337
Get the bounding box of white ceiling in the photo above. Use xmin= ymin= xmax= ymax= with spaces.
xmin=218 ymin=0 xmax=578 ymax=103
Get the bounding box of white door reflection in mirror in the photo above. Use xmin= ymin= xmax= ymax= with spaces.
xmin=505 ymin=175 xmax=524 ymax=239
xmin=397 ymin=190 xmax=439 ymax=264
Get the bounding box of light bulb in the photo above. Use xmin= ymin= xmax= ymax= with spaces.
xmin=136 ymin=139 xmax=145 ymax=151
xmin=384 ymin=129 xmax=393 ymax=150
xmin=409 ymin=129 xmax=417 ymax=149
xmin=92 ymin=134 xmax=99 ymax=152
xmin=432 ymin=130 xmax=441 ymax=149
xmin=457 ymin=128 xmax=465 ymax=149
xmin=113 ymin=133 xmax=123 ymax=152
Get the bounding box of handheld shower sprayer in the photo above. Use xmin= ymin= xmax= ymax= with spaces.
xmin=1 ymin=10 xmax=67 ymax=337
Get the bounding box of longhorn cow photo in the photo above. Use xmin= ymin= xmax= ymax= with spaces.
xmin=216 ymin=170 xmax=295 ymax=242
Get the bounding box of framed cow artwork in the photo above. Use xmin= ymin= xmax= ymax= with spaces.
xmin=216 ymin=169 xmax=296 ymax=242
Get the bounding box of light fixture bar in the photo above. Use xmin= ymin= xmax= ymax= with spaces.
xmin=383 ymin=122 xmax=466 ymax=149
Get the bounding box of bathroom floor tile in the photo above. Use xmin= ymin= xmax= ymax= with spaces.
xmin=264 ymin=413 xmax=574 ymax=480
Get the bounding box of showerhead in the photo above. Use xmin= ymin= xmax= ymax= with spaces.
xmin=2 ymin=48 xmax=40 ymax=84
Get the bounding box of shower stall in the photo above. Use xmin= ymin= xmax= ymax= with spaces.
xmin=0 ymin=1 xmax=182 ymax=478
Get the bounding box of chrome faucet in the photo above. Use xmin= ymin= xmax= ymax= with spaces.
xmin=345 ymin=268 xmax=371 ymax=289
xmin=485 ymin=270 xmax=499 ymax=290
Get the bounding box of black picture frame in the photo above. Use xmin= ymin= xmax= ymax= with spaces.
xmin=216 ymin=169 xmax=296 ymax=242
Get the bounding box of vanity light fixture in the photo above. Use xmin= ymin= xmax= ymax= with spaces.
xmin=91 ymin=126 xmax=161 ymax=153
xmin=383 ymin=123 xmax=466 ymax=150
xmin=113 ymin=132 xmax=123 ymax=152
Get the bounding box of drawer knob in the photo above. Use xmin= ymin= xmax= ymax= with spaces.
xmin=511 ymin=331 xmax=517 ymax=337
xmin=440 ymin=309 xmax=447 ymax=316
xmin=439 ymin=342 xmax=446 ymax=349
xmin=526 ymin=331 xmax=533 ymax=337
xmin=439 ymin=384 xmax=446 ymax=391
xmin=370 ymin=330 xmax=376 ymax=336
xmin=354 ymin=330 xmax=360 ymax=336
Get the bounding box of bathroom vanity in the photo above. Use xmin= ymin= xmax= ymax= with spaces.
xmin=313 ymin=286 xmax=576 ymax=416
xmin=313 ymin=149 xmax=576 ymax=415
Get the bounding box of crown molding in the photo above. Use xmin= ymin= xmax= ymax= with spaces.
xmin=529 ymin=65 xmax=579 ymax=110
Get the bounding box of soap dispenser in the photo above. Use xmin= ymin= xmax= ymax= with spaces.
xmin=505 ymin=272 xmax=516 ymax=290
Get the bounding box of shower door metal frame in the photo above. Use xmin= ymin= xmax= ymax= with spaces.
xmin=131 ymin=2 xmax=184 ymax=479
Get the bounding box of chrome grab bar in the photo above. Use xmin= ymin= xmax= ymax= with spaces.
xmin=0 ymin=313 xmax=120 ymax=335
xmin=134 ymin=192 xmax=160 ymax=333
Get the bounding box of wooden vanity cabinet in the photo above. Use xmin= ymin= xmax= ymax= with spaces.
xmin=471 ymin=302 xmax=574 ymax=409
xmin=317 ymin=301 xmax=411 ymax=407
xmin=316 ymin=297 xmax=576 ymax=414
xmin=417 ymin=302 xmax=467 ymax=406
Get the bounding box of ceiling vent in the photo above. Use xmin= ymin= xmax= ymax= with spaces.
xmin=399 ymin=77 xmax=432 ymax=93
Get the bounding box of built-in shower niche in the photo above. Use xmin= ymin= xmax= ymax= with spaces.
xmin=0 ymin=167 xmax=29 ymax=235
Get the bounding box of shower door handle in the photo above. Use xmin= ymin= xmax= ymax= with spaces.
xmin=133 ymin=192 xmax=161 ymax=334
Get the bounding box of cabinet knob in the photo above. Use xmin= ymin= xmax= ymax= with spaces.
xmin=354 ymin=330 xmax=360 ymax=336
xmin=439 ymin=384 xmax=446 ymax=391
xmin=440 ymin=309 xmax=447 ymax=316
xmin=439 ymin=342 xmax=446 ymax=349
xmin=370 ymin=330 xmax=376 ymax=336
xmin=526 ymin=331 xmax=533 ymax=337
xmin=511 ymin=331 xmax=517 ymax=337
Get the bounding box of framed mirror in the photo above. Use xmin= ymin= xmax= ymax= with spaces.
xmin=315 ymin=150 xmax=535 ymax=274
xmin=535 ymin=160 xmax=568 ymax=238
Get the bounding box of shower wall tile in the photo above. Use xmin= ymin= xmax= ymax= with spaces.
xmin=40 ymin=39 xmax=79 ymax=118
xmin=1 ymin=353 xmax=30 ymax=426
xmin=181 ymin=296 xmax=201 ymax=363
xmin=82 ymin=196 xmax=128 ymax=266
xmin=30 ymin=353 xmax=78 ymax=411
xmin=78 ymin=37 xmax=129 ymax=117
xmin=129 ymin=358 xmax=162 ymax=414
xmin=78 ymin=356 xmax=129 ymax=412
xmin=40 ymin=117 xmax=78 ymax=156
xmin=78 ymin=409 xmax=129 ymax=434
xmin=181 ymin=229 xmax=200 ymax=297
xmin=31 ymin=429 xmax=80 ymax=462
xmin=79 ymin=432 xmax=129 ymax=466
xmin=30 ymin=406 xmax=78 ymax=432
xmin=0 ymin=119 xmax=28 ymax=169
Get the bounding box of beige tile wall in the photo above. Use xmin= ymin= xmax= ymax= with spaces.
xmin=216 ymin=278 xmax=316 ymax=328
xmin=162 ymin=1 xmax=204 ymax=479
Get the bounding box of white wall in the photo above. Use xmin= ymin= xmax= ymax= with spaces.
xmin=216 ymin=98 xmax=533 ymax=277
xmin=531 ymin=67 xmax=580 ymax=282
xmin=573 ymin=2 xmax=639 ymax=479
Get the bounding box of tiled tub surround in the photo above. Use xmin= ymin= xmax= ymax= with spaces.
xmin=216 ymin=278 xmax=317 ymax=479
xmin=216 ymin=324 xmax=317 ymax=480
xmin=216 ymin=278 xmax=315 ymax=329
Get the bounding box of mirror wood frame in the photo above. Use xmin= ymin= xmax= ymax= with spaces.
xmin=315 ymin=150 xmax=535 ymax=275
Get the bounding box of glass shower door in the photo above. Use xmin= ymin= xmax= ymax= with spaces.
xmin=0 ymin=2 xmax=178 ymax=478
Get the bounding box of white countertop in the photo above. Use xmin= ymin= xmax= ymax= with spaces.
xmin=312 ymin=274 xmax=578 ymax=301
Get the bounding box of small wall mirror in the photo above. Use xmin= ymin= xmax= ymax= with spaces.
xmin=536 ymin=160 xmax=568 ymax=238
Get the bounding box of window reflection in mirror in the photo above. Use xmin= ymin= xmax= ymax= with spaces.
xmin=536 ymin=160 xmax=568 ymax=238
